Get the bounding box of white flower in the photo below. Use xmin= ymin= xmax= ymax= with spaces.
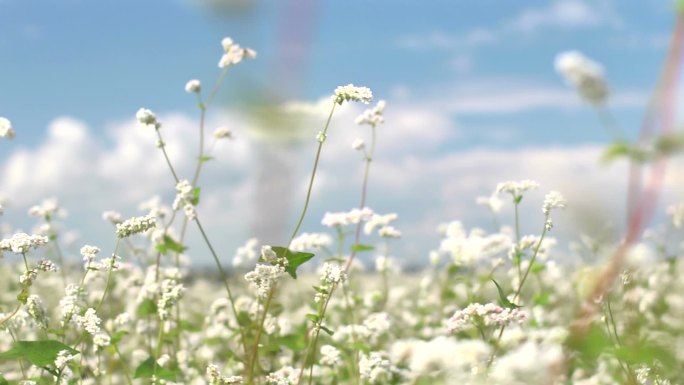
xmin=497 ymin=180 xmax=540 ymax=198
xmin=157 ymin=279 xmax=185 ymax=320
xmin=218 ymin=37 xmax=256 ymax=68
xmin=378 ymin=225 xmax=401 ymax=239
xmin=334 ymin=84 xmax=373 ymax=105
xmin=476 ymin=193 xmax=503 ymax=213
xmin=555 ymin=50 xmax=608 ymax=104
xmin=289 ymin=232 xmax=332 ymax=252
xmin=542 ymin=190 xmax=567 ymax=215
xmin=667 ymin=203 xmax=684 ymax=228
xmin=445 ymin=303 xmax=526 ymax=334
xmin=28 ymin=198 xmax=61 ymax=219
xmin=0 ymin=232 xmax=49 ymax=254
xmin=0 ymin=117 xmax=16 ymax=139
xmin=355 ymin=100 xmax=386 ymax=126
xmin=233 ymin=238 xmax=259 ymax=268
xmin=352 ymin=138 xmax=365 ymax=150
xmin=136 ymin=108 xmax=158 ymax=126
xmin=245 ymin=264 xmax=284 ymax=299
xmin=116 ymin=215 xmax=156 ymax=238
xmin=320 ymin=345 xmax=341 ymax=366
xmin=101 ymin=210 xmax=122 ymax=224
xmin=185 ymin=79 xmax=201 ymax=93
xmin=73 ymin=308 xmax=101 ymax=335
xmin=213 ymin=126 xmax=232 ymax=139
xmin=364 ymin=213 xmax=398 ymax=235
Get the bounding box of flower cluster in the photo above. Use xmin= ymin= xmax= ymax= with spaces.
xmin=321 ymin=207 xmax=374 ymax=228
xmin=206 ymin=364 xmax=243 ymax=384
xmin=157 ymin=279 xmax=185 ymax=320
xmin=136 ymin=108 xmax=159 ymax=128
xmin=289 ymin=232 xmax=332 ymax=252
xmin=244 ymin=264 xmax=284 ymax=299
xmin=115 ymin=214 xmax=156 ymax=238
xmin=446 ymin=303 xmax=527 ymax=333
xmin=0 ymin=232 xmax=49 ymax=254
xmin=496 ymin=179 xmax=540 ymax=198
xmin=555 ymin=50 xmax=608 ymax=104
xmin=173 ymin=180 xmax=197 ymax=220
xmin=185 ymin=79 xmax=201 ymax=94
xmin=355 ymin=100 xmax=386 ymax=127
xmin=542 ymin=190 xmax=567 ymax=215
xmin=219 ymin=37 xmax=257 ymax=68
xmin=334 ymin=84 xmax=373 ymax=105
xmin=73 ymin=308 xmax=101 ymax=335
xmin=315 ymin=262 xmax=347 ymax=302
xmin=0 ymin=117 xmax=15 ymax=139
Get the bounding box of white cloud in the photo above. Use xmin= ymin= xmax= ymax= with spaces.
xmin=399 ymin=1 xmax=619 ymax=51
xmin=417 ymin=79 xmax=647 ymax=115
xmin=510 ymin=0 xmax=619 ymax=33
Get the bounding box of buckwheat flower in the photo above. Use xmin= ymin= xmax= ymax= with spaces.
xmin=136 ymin=108 xmax=158 ymax=126
xmin=378 ymin=225 xmax=401 ymax=239
xmin=289 ymin=232 xmax=332 ymax=252
xmin=157 ymin=279 xmax=185 ymax=320
xmin=320 ymin=345 xmax=342 ymax=367
xmin=80 ymin=245 xmax=100 ymax=269
xmin=213 ymin=126 xmax=232 ymax=139
xmin=359 ymin=352 xmax=394 ymax=384
xmin=0 ymin=232 xmax=49 ymax=254
xmin=185 ymin=79 xmax=201 ymax=93
xmin=321 ymin=212 xmax=350 ymax=227
xmin=364 ymin=213 xmax=398 ymax=235
xmin=218 ymin=37 xmax=256 ymax=68
xmin=93 ymin=333 xmax=111 ymax=349
xmin=375 ymin=255 xmax=398 ymax=273
xmin=542 ymin=190 xmax=567 ymax=215
xmin=266 ymin=366 xmax=299 ymax=385
xmin=555 ymin=50 xmax=608 ymax=104
xmin=116 ymin=214 xmax=156 ymax=238
xmin=352 ymin=138 xmax=365 ymax=150
xmin=476 ymin=193 xmax=504 ymax=214
xmin=0 ymin=117 xmax=15 ymax=139
xmin=54 ymin=349 xmax=77 ymax=370
xmin=59 ymin=284 xmax=81 ymax=323
xmin=233 ymin=237 xmax=259 ymax=268
xmin=364 ymin=312 xmax=391 ymax=338
xmin=245 ymin=264 xmax=284 ymax=299
xmin=73 ymin=308 xmax=101 ymax=335
xmin=26 ymin=295 xmax=48 ymax=329
xmin=101 ymin=254 xmax=122 ymax=271
xmin=497 ymin=179 xmax=540 ymax=197
xmin=355 ymin=100 xmax=386 ymax=127
xmin=334 ymin=84 xmax=373 ymax=105
xmin=446 ymin=303 xmax=526 ymax=334
xmin=260 ymin=245 xmax=284 ymax=265
xmin=19 ymin=269 xmax=38 ymax=286
xmin=37 ymin=259 xmax=57 ymax=272
xmin=28 ymin=197 xmax=61 ymax=219
xmin=102 ymin=210 xmax=122 ymax=224
xmin=347 ymin=207 xmax=374 ymax=224
xmin=321 ymin=262 xmax=347 ymax=285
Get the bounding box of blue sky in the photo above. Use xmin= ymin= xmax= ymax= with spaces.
xmin=1 ymin=0 xmax=682 ymax=267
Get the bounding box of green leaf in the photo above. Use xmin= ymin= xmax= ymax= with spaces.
xmin=491 ymin=279 xmax=520 ymax=309
xmin=530 ymin=262 xmax=546 ymax=274
xmin=351 ymin=244 xmax=374 ymax=252
xmin=0 ymin=374 xmax=7 ymax=385
xmin=156 ymin=235 xmax=186 ymax=255
xmin=305 ymin=314 xmax=320 ymax=323
xmin=136 ymin=299 xmax=157 ymax=317
xmin=533 ymin=292 xmax=550 ymax=306
xmin=110 ymin=331 xmax=129 ymax=345
xmin=566 ymin=324 xmax=610 ymax=361
xmin=601 ymin=141 xmax=648 ymax=164
xmin=278 ymin=334 xmax=307 ymax=352
xmin=271 ymin=246 xmax=315 ymax=279
xmin=133 ymin=357 xmax=177 ymax=381
xmin=191 ymin=187 xmax=201 ymax=206
xmin=198 ymin=155 xmax=214 ymax=163
xmin=0 ymin=340 xmax=78 ymax=367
